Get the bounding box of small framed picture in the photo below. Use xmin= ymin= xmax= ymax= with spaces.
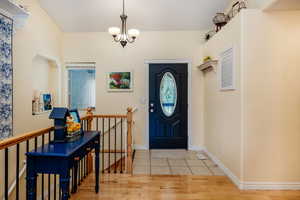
xmin=107 ymin=71 xmax=133 ymax=92
xmin=43 ymin=93 xmax=52 ymax=111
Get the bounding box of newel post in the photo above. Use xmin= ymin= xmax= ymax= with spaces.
xmin=86 ymin=107 xmax=94 ymax=174
xmin=86 ymin=107 xmax=94 ymax=131
xmin=126 ymin=107 xmax=133 ymax=174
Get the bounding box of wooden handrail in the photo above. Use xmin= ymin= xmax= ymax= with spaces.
xmin=0 ymin=107 xmax=136 ymax=151
xmin=0 ymin=127 xmax=54 ymax=150
xmin=87 ymin=107 xmax=137 ymax=120
xmin=93 ymin=108 xmax=137 ymax=137
xmin=0 ymin=113 xmax=95 ymax=151
xmin=93 ymin=114 xmax=127 ymax=118
xmin=80 ymin=116 xmax=92 ymax=120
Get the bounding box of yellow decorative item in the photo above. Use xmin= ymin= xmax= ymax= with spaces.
xmin=66 ymin=116 xmax=81 ymax=134
xmin=203 ymin=56 xmax=212 ymax=62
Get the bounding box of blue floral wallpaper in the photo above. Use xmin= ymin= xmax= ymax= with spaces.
xmin=0 ymin=14 xmax=13 ymax=140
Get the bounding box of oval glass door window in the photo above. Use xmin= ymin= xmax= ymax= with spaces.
xmin=160 ymin=72 xmax=177 ymax=117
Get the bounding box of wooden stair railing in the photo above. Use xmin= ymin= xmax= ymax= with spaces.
xmin=0 ymin=127 xmax=58 ymax=200
xmin=0 ymin=115 xmax=93 ymax=200
xmin=0 ymin=107 xmax=136 ymax=200
xmin=84 ymin=107 xmax=136 ymax=174
xmin=126 ymin=107 xmax=133 ymax=174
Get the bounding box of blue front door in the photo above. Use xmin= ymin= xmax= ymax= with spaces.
xmin=149 ymin=63 xmax=188 ymax=149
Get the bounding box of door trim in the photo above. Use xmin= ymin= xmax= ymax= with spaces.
xmin=144 ymin=59 xmax=192 ymax=150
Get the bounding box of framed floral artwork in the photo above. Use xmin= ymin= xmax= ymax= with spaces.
xmin=107 ymin=71 xmax=133 ymax=92
xmin=0 ymin=13 xmax=13 ymax=140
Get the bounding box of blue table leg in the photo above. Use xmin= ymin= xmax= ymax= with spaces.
xmin=73 ymin=160 xmax=78 ymax=193
xmin=26 ymin=157 xmax=37 ymax=200
xmin=60 ymin=173 xmax=70 ymax=200
xmin=71 ymin=167 xmax=76 ymax=193
xmin=95 ymin=136 xmax=100 ymax=193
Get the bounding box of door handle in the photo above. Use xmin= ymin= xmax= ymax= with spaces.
xmin=149 ymin=103 xmax=155 ymax=113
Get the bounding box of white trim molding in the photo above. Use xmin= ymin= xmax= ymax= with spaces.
xmin=189 ymin=145 xmax=204 ymax=151
xmin=204 ymin=148 xmax=242 ymax=189
xmin=204 ymin=148 xmax=300 ymax=190
xmin=134 ymin=145 xmax=148 ymax=150
xmin=0 ymin=0 xmax=29 ymax=31
xmin=242 ymin=182 xmax=300 ymax=190
xmin=65 ymin=62 xmax=96 ymax=68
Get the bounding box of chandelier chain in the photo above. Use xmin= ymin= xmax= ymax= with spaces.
xmin=122 ymin=0 xmax=125 ymax=15
xmin=108 ymin=0 xmax=139 ymax=47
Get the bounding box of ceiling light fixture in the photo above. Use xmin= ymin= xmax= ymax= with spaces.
xmin=108 ymin=0 xmax=140 ymax=48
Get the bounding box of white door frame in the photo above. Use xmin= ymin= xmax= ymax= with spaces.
xmin=144 ymin=59 xmax=192 ymax=150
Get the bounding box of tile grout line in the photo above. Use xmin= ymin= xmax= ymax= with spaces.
xmin=167 ymin=158 xmax=173 ymax=175
xmin=184 ymin=158 xmax=194 ymax=175
xmin=201 ymin=160 xmax=214 ymax=175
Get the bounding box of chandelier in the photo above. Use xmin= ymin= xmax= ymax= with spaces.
xmin=108 ymin=0 xmax=140 ymax=48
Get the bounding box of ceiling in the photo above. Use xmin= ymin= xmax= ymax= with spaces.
xmin=39 ymin=0 xmax=230 ymax=32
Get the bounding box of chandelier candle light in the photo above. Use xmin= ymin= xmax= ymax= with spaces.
xmin=108 ymin=0 xmax=140 ymax=48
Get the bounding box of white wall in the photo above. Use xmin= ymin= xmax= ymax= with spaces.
xmin=62 ymin=31 xmax=205 ymax=150
xmin=203 ymin=13 xmax=243 ymax=179
xmin=32 ymin=56 xmax=51 ymax=93
xmin=0 ymin=0 xmax=62 ymax=198
xmin=243 ymin=9 xmax=300 ymax=183
xmin=203 ymin=9 xmax=300 ymax=186
xmin=32 ymin=55 xmax=59 ymax=106
xmin=13 ymin=0 xmax=62 ymax=134
xmin=264 ymin=0 xmax=300 ymax=11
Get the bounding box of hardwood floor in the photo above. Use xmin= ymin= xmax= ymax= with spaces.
xmin=71 ymin=174 xmax=300 ymax=200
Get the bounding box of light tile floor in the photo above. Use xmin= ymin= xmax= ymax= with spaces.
xmin=133 ymin=150 xmax=225 ymax=176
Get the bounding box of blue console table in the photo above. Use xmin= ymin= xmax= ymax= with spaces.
xmin=26 ymin=131 xmax=100 ymax=200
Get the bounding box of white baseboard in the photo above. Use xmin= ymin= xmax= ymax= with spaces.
xmin=188 ymin=145 xmax=204 ymax=151
xmin=203 ymin=148 xmax=300 ymax=190
xmin=203 ymin=148 xmax=242 ymax=189
xmin=242 ymin=182 xmax=300 ymax=190
xmin=134 ymin=144 xmax=148 ymax=150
